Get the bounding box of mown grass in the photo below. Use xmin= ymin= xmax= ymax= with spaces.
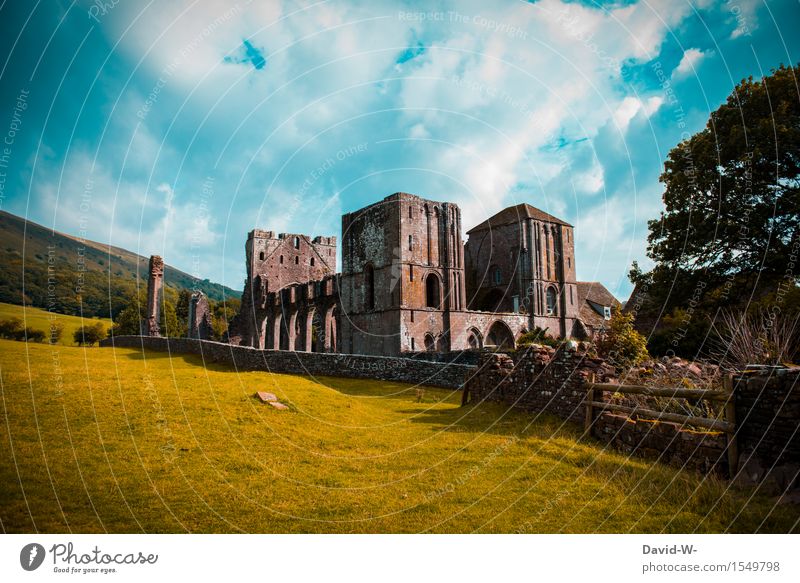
xmin=0 ymin=302 xmax=112 ymax=346
xmin=0 ymin=339 xmax=796 ymax=533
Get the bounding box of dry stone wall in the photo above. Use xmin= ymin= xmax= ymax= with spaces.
xmin=99 ymin=335 xmax=471 ymax=389
xmin=463 ymin=346 xmax=730 ymax=474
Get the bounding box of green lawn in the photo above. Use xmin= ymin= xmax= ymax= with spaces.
xmin=0 ymin=302 xmax=112 ymax=346
xmin=0 ymin=339 xmax=795 ymax=533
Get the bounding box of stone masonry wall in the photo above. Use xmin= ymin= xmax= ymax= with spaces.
xmin=463 ymin=347 xmax=729 ymax=474
xmin=735 ymin=368 xmax=800 ymax=469
xmin=99 ymin=336 xmax=472 ymax=389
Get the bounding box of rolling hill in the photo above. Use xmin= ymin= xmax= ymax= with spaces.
xmin=0 ymin=210 xmax=241 ymax=318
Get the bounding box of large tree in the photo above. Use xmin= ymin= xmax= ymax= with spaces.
xmin=632 ymin=64 xmax=800 ymax=357
xmin=648 ymin=64 xmax=799 ymax=283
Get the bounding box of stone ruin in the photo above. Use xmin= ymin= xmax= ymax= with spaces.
xmin=188 ymin=291 xmax=213 ymax=340
xmin=146 ymin=255 xmax=164 ymax=337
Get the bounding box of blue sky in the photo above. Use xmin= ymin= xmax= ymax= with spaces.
xmin=1 ymin=0 xmax=798 ymax=298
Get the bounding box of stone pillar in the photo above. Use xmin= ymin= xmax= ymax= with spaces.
xmin=146 ymin=255 xmax=164 ymax=337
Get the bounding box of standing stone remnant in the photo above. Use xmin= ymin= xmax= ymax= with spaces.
xmin=188 ymin=291 xmax=213 ymax=339
xmin=146 ymin=255 xmax=164 ymax=337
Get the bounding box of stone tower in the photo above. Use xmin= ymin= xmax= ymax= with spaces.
xmin=464 ymin=203 xmax=579 ymax=337
xmin=146 ymin=255 xmax=164 ymax=337
xmin=339 ymin=192 xmax=466 ymax=355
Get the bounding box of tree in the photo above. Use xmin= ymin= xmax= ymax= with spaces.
xmin=596 ymin=309 xmax=649 ymax=370
xmin=175 ymin=289 xmax=192 ymax=335
xmin=49 ymin=321 xmax=64 ymax=344
xmin=631 ymin=64 xmax=800 ymax=357
xmin=109 ymin=288 xmax=181 ymax=337
xmin=648 ymin=64 xmax=799 ymax=282
xmin=74 ymin=322 xmax=106 ymax=346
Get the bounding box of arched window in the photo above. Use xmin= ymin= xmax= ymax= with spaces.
xmin=279 ymin=255 xmax=284 ymax=264
xmin=365 ymin=264 xmax=375 ymax=310
xmin=425 ymin=273 xmax=440 ymax=309
xmin=546 ymin=287 xmax=557 ymax=315
xmin=424 ymin=333 xmax=435 ymax=352
xmin=259 ymin=251 xmax=265 ymax=261
xmin=294 ymin=236 xmax=300 ymax=249
xmin=310 ymin=257 xmax=315 ymax=267
xmin=491 ymin=265 xmax=502 ymax=286
xmin=408 ymin=206 xmax=413 ymax=219
xmin=295 ymin=256 xmax=299 ymax=265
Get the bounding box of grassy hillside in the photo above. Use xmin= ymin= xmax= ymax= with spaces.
xmin=0 ymin=210 xmax=240 ymax=318
xmin=0 ymin=302 xmax=112 ymax=346
xmin=1 ymin=340 xmax=795 ymax=533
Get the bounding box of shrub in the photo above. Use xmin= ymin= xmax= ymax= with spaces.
xmin=0 ymin=318 xmax=46 ymax=343
xmin=595 ymin=309 xmax=649 ymax=369
xmin=517 ymin=326 xmax=561 ymax=348
xmin=74 ymin=322 xmax=106 ymax=346
xmin=710 ymin=308 xmax=800 ymax=366
xmin=0 ymin=317 xmax=24 ymax=339
xmin=23 ymin=327 xmax=46 ymax=343
xmin=49 ymin=321 xmax=64 ymax=344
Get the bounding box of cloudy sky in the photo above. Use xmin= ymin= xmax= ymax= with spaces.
xmin=1 ymin=0 xmax=798 ymax=298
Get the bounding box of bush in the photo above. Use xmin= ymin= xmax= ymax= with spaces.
xmin=24 ymin=327 xmax=45 ymax=343
xmin=74 ymin=322 xmax=106 ymax=346
xmin=517 ymin=326 xmax=561 ymax=348
xmin=595 ymin=309 xmax=649 ymax=369
xmin=0 ymin=318 xmax=46 ymax=343
xmin=0 ymin=317 xmax=23 ymax=339
xmin=49 ymin=321 xmax=64 ymax=344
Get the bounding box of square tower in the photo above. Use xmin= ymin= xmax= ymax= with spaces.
xmin=339 ymin=192 xmax=466 ymax=355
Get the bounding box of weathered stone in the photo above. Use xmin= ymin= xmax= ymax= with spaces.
xmin=188 ymin=291 xmax=213 ymax=340
xmin=255 ymin=391 xmax=278 ymax=403
xmin=146 ymin=255 xmax=164 ymax=337
xmin=268 ymin=401 xmax=289 ymax=410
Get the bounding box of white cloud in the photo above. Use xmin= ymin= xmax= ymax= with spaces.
xmin=673 ymin=48 xmax=710 ymax=78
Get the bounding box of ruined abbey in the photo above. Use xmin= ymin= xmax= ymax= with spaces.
xmin=227 ymin=192 xmax=619 ymax=356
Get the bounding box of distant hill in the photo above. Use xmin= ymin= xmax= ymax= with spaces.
xmin=0 ymin=210 xmax=241 ymax=318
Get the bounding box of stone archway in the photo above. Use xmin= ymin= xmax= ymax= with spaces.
xmin=466 ymin=327 xmax=483 ymax=349
xmin=324 ymin=305 xmax=338 ymax=352
xmin=486 ymin=320 xmax=515 ymax=349
xmin=271 ymin=313 xmax=282 ymax=350
xmin=424 ymin=333 xmax=436 ymax=352
xmin=302 ymin=308 xmax=315 ymax=352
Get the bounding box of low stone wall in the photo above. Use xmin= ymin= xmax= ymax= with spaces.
xmin=463 ymin=346 xmax=614 ymax=424
xmin=734 ymin=367 xmax=800 ymax=489
xmin=99 ymin=336 xmax=473 ymax=389
xmin=463 ymin=347 xmax=729 ymax=474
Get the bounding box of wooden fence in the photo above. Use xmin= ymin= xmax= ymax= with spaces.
xmin=583 ymin=374 xmax=738 ymax=474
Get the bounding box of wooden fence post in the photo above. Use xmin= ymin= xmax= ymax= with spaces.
xmin=724 ymin=373 xmax=739 ymax=479
xmin=584 ymin=373 xmax=595 ymax=435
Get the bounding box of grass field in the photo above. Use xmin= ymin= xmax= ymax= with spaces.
xmin=0 ymin=338 xmax=796 ymax=533
xmin=0 ymin=302 xmax=112 ymax=346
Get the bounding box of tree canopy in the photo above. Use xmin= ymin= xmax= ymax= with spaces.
xmin=631 ymin=64 xmax=800 ymax=358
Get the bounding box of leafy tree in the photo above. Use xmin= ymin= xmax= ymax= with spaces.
xmin=596 ymin=309 xmax=649 ymax=369
xmin=649 ymin=64 xmax=799 ymax=281
xmin=109 ymin=289 xmax=181 ymax=337
xmin=74 ymin=322 xmax=106 ymax=346
xmin=631 ymin=64 xmax=800 ymax=357
xmin=48 ymin=321 xmax=64 ymax=344
xmin=175 ymin=289 xmax=192 ymax=335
